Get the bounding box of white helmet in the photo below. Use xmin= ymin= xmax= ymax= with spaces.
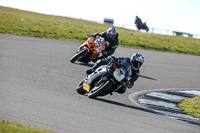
xmin=106 ymin=27 xmax=117 ymax=41
xmin=130 ymin=53 xmax=144 ymax=70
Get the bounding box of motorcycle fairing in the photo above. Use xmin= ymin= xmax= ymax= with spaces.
xmin=83 ymin=65 xmax=107 ymax=92
xmin=113 ymin=68 xmax=125 ymax=82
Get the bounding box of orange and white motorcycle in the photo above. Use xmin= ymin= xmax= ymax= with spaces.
xmin=70 ymin=36 xmax=108 ymax=63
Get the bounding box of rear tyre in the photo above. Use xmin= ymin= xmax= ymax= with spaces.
xmin=88 ymin=81 xmax=112 ymax=99
xmin=70 ymin=49 xmax=88 ymax=63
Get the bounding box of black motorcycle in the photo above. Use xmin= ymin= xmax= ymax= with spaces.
xmin=136 ymin=21 xmax=149 ymax=32
xmin=76 ymin=59 xmax=132 ymax=98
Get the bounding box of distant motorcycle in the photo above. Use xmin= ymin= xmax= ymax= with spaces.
xmin=70 ymin=36 xmax=107 ymax=63
xmin=136 ymin=21 xmax=149 ymax=32
xmin=76 ymin=58 xmax=132 ymax=98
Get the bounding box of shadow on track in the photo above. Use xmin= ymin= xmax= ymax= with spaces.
xmin=140 ymin=75 xmax=157 ymax=81
xmin=73 ymin=62 xmax=94 ymax=67
xmin=95 ymin=96 xmax=200 ymax=126
xmin=95 ymin=97 xmax=158 ymax=115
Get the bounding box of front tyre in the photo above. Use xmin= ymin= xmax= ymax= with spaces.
xmin=88 ymin=80 xmax=112 ymax=99
xmin=146 ymin=27 xmax=149 ymax=32
xmin=76 ymin=83 xmax=86 ymax=95
xmin=70 ymin=49 xmax=88 ymax=63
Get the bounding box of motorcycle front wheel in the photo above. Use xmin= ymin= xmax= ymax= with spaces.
xmin=76 ymin=81 xmax=86 ymax=95
xmin=70 ymin=49 xmax=88 ymax=63
xmin=76 ymin=85 xmax=86 ymax=95
xmin=146 ymin=27 xmax=149 ymax=32
xmin=88 ymin=80 xmax=112 ymax=99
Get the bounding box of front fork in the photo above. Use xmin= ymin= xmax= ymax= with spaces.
xmin=78 ymin=46 xmax=90 ymax=52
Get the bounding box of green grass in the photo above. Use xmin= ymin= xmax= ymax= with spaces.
xmin=0 ymin=6 xmax=200 ymax=55
xmin=0 ymin=120 xmax=53 ymax=133
xmin=178 ymin=96 xmax=200 ymax=119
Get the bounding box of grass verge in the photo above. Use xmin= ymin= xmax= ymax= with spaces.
xmin=178 ymin=96 xmax=200 ymax=119
xmin=0 ymin=6 xmax=200 ymax=55
xmin=0 ymin=120 xmax=52 ymax=133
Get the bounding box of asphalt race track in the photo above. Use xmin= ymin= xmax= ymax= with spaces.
xmin=0 ymin=33 xmax=200 ymax=133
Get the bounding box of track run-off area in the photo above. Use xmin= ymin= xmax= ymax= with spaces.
xmin=0 ymin=33 xmax=200 ymax=133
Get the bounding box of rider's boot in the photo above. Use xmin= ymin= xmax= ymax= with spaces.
xmin=85 ymin=60 xmax=103 ymax=75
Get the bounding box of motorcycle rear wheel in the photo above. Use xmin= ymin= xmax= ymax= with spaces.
xmin=88 ymin=80 xmax=112 ymax=99
xmin=70 ymin=49 xmax=88 ymax=63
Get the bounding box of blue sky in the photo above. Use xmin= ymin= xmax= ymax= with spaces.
xmin=1 ymin=0 xmax=200 ymax=36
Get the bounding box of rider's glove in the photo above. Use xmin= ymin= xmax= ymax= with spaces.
xmin=127 ymin=80 xmax=134 ymax=89
xmin=107 ymin=56 xmax=114 ymax=63
xmin=107 ymin=56 xmax=118 ymax=63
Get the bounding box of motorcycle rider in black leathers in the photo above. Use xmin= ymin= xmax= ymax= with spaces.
xmin=86 ymin=53 xmax=144 ymax=94
xmin=135 ymin=16 xmax=142 ymax=29
xmin=90 ymin=27 xmax=119 ymax=62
